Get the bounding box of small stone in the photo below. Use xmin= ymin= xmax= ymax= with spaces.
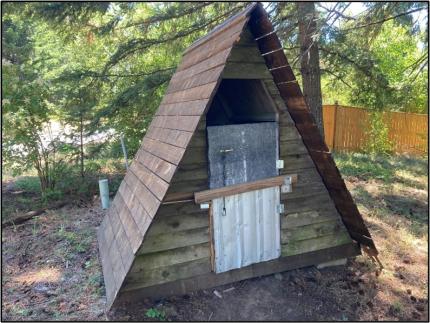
xmin=415 ymin=305 xmax=425 ymax=312
xmin=213 ymin=290 xmax=222 ymax=299
xmin=274 ymin=273 xmax=283 ymax=281
xmin=403 ymin=257 xmax=412 ymax=264
xmin=410 ymin=296 xmax=417 ymax=302
xmin=406 ymin=289 xmax=412 ymax=295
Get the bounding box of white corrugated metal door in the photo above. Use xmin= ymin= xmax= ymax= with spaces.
xmin=212 ymin=186 xmax=281 ymax=273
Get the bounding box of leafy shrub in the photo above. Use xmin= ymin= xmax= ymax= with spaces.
xmin=365 ymin=111 xmax=393 ymax=155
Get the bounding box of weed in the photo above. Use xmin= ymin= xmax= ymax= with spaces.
xmin=390 ymin=300 xmax=404 ymax=314
xmin=145 ymin=308 xmax=166 ymax=320
xmin=14 ymin=176 xmax=41 ymax=193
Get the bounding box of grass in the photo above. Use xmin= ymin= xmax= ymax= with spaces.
xmin=333 ymin=152 xmax=428 ymax=321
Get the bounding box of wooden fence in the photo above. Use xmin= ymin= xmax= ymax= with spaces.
xmin=322 ymin=105 xmax=428 ymax=155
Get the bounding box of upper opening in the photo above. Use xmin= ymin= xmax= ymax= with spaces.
xmin=206 ymin=79 xmax=278 ymax=126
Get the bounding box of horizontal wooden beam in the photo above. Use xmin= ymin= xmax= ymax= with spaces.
xmin=194 ymin=174 xmax=297 ymax=204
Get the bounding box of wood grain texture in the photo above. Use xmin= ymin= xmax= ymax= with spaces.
xmin=117 ymin=242 xmax=360 ymax=300
xmin=194 ymin=175 xmax=297 ymax=203
xmin=156 ymin=99 xmax=210 ymax=116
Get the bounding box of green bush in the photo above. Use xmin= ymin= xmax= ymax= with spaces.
xmin=365 ymin=111 xmax=393 ymax=155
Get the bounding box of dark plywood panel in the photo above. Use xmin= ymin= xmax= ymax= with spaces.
xmin=207 ymin=122 xmax=278 ymax=189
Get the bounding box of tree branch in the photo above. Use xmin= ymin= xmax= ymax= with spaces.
xmin=341 ymin=7 xmax=427 ymax=32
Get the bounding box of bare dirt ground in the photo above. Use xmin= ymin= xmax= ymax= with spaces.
xmin=2 ymin=155 xmax=428 ymax=321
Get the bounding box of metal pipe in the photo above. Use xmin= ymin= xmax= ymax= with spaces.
xmin=99 ymin=179 xmax=110 ymax=209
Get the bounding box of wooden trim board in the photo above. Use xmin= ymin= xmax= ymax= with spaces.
xmin=194 ymin=174 xmax=297 ymax=203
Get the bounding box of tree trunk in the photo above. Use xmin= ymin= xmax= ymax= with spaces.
xmin=297 ymin=2 xmax=324 ymax=137
xmin=80 ymin=113 xmax=84 ymax=178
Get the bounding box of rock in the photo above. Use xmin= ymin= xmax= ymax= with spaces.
xmin=415 ymin=305 xmax=425 ymax=312
xmin=213 ymin=290 xmax=222 ymax=299
xmin=402 ymin=257 xmax=412 ymax=264
xmin=406 ymin=289 xmax=412 ymax=295
xmin=274 ymin=273 xmax=283 ymax=281
xmin=410 ymin=296 xmax=417 ymax=302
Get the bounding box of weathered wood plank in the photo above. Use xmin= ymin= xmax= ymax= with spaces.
xmin=179 ymin=147 xmax=207 ymax=166
xmin=281 ymin=232 xmax=352 ymax=256
xmin=125 ymin=171 xmax=160 ymax=217
xmin=112 ymin=195 xmax=143 ymax=254
xmin=279 ymin=125 xmax=301 ymax=141
xmin=118 ymin=180 xmax=152 ymax=236
xmin=118 ymin=242 xmax=361 ymax=300
xmin=166 ymin=179 xmax=209 ymax=195
xmin=172 ymin=47 xmax=231 ymax=83
xmin=115 ymin=223 xmax=135 ymax=270
xmin=281 ymin=209 xmax=339 ymax=229
xmin=146 ymin=126 xmax=193 ymax=148
xmin=179 ymin=16 xmax=247 ymax=68
xmin=151 ymin=115 xmax=201 ymax=132
xmin=147 ymin=212 xmax=209 ymax=236
xmin=135 ymin=148 xmax=176 ymax=183
xmin=123 ymin=257 xmax=211 ymax=290
xmin=280 ymin=153 xmax=315 ymax=171
xmin=283 ymin=192 xmax=334 ymax=214
xmin=156 ymin=99 xmax=209 ymax=116
xmin=167 ymin=66 xmax=224 ymax=95
xmin=131 ymin=243 xmax=210 ymax=272
xmin=138 ymin=227 xmax=209 ymax=255
xmin=170 ymin=166 xmax=208 ymax=183
xmin=227 ymin=45 xmax=264 ymax=63
xmin=141 ymin=137 xmax=185 ymax=166
xmin=109 ymin=239 xmax=127 ymax=291
xmin=222 ymin=62 xmax=272 ymax=79
xmin=129 ymin=160 xmax=169 ymax=201
xmin=281 ymin=219 xmax=344 ymax=243
xmin=156 ymin=201 xmax=207 ymax=218
xmin=279 ymin=139 xmax=308 ymax=155
xmin=161 ymin=82 xmax=217 ymax=105
xmin=281 ymin=180 xmax=326 ymax=200
xmin=195 ymin=175 xmax=297 ymax=203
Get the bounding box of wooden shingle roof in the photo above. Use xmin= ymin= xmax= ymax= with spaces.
xmin=97 ymin=2 xmax=377 ymax=309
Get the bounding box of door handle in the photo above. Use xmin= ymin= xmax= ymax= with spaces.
xmin=219 ymin=148 xmax=234 ymax=154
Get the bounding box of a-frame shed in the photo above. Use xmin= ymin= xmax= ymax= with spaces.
xmin=97 ymin=3 xmax=378 ymax=309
